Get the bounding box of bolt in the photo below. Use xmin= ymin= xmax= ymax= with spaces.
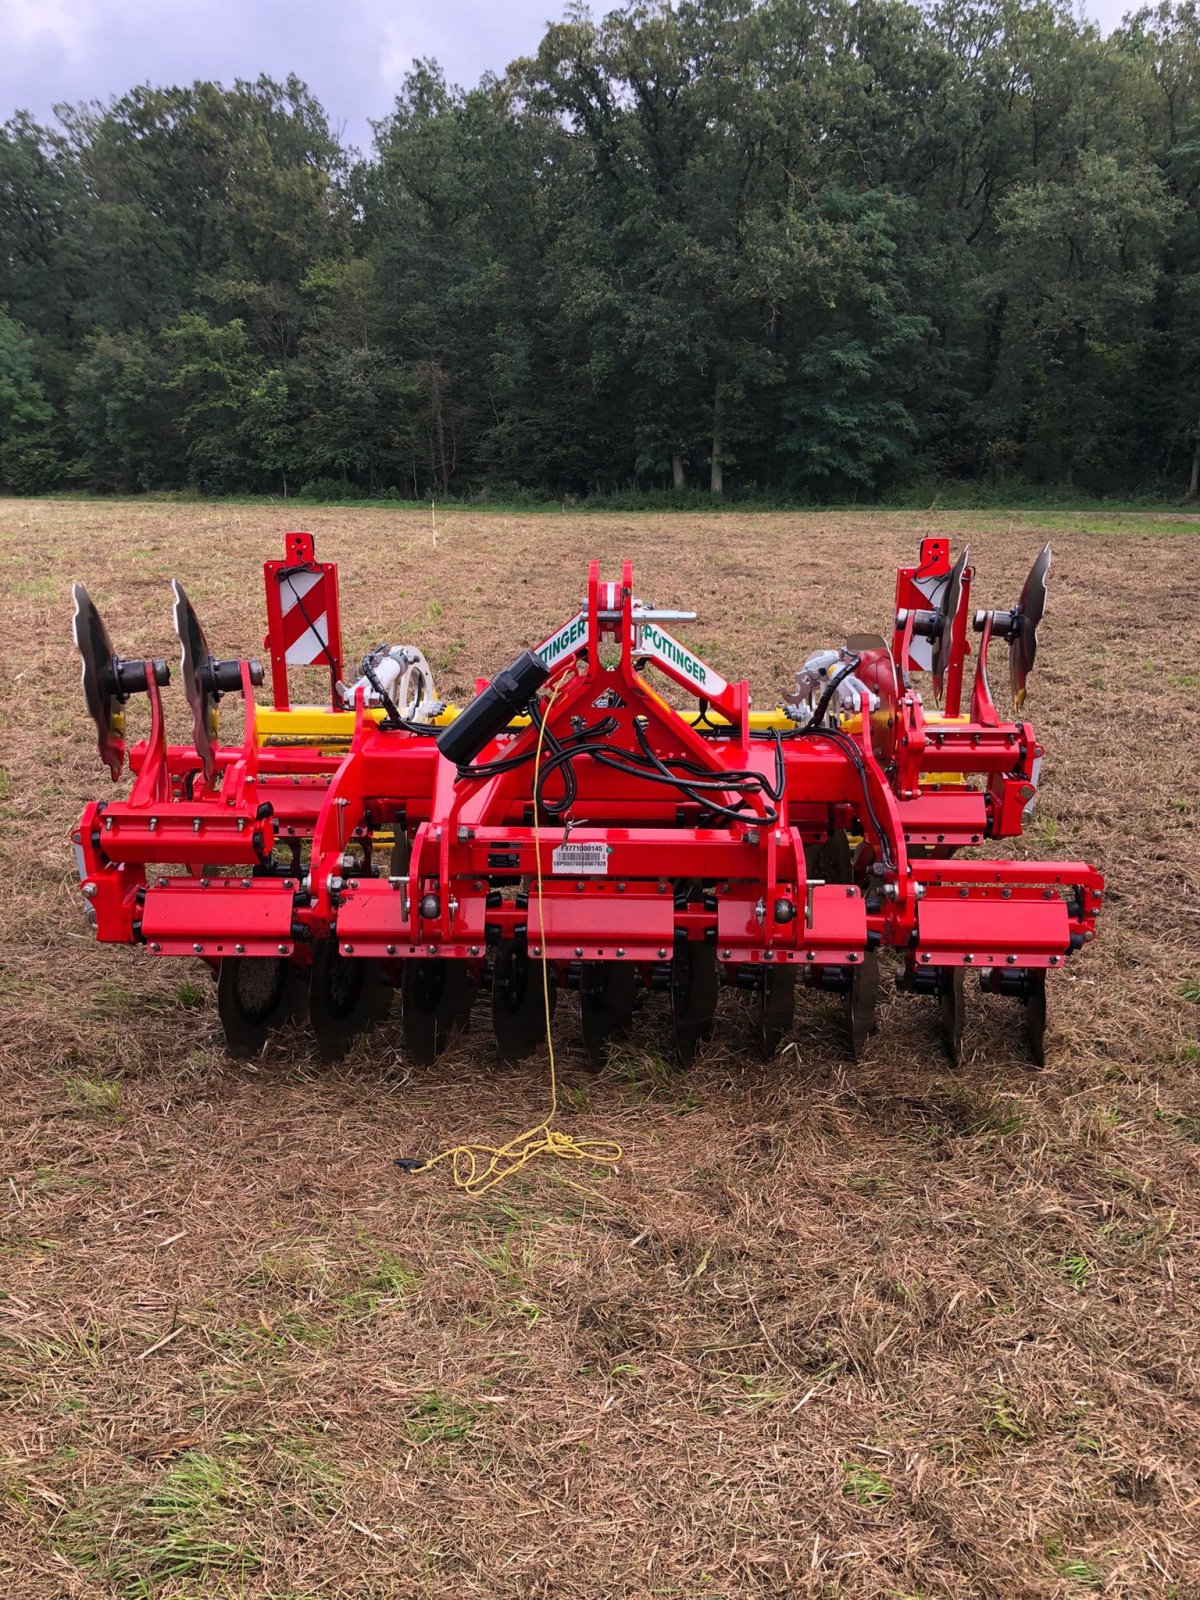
xmin=920 ymin=953 xmax=932 ymax=964
xmin=617 ymin=882 xmax=626 ymax=894
xmin=277 ymin=944 xmax=288 ymax=955
xmin=343 ymin=943 xmax=354 ymax=955
xmin=964 ymin=953 xmax=974 ymax=964
xmin=386 ymin=944 xmax=397 ymax=956
xmin=428 ymin=944 xmax=438 ymax=956
xmin=419 ymin=892 xmax=441 ymax=919
xmin=1006 ymin=954 xmax=1016 ymax=965
xmin=532 ymin=945 xmax=542 ymax=957
xmin=658 ymin=947 xmax=667 ymax=959
xmin=82 ymin=882 xmax=97 ymax=898
xmin=764 ymin=950 xmax=773 ymax=961
xmin=193 ymin=943 xmax=203 ymax=954
xmin=616 ymin=947 xmax=625 ymax=957
xmin=847 ymin=952 xmax=858 ymax=963
xmin=1050 ymin=955 xmax=1060 ymax=965
xmin=348 ymin=879 xmax=359 ymax=890
xmin=470 ymin=945 xmax=480 ymax=957
xmin=235 ymin=943 xmax=245 ymax=955
xmin=722 ymin=949 xmax=732 ymax=960
xmin=806 ymin=950 xmax=815 ymax=961
xmin=150 ymin=942 xmax=161 ymax=953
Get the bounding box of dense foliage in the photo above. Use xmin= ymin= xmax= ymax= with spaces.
xmin=2 ymin=0 xmax=1198 ymax=501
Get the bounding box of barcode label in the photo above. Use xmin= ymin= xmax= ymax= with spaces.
xmin=551 ymin=842 xmax=610 ymax=876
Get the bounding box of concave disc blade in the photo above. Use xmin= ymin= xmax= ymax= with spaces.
xmin=72 ymin=583 xmax=125 ymax=780
xmin=932 ymin=546 xmax=969 ymax=702
xmin=1025 ymin=968 xmax=1047 ymax=1069
xmin=579 ymin=961 xmax=638 ymax=1069
xmin=1011 ymin=544 xmax=1052 ymax=711
xmin=670 ymin=940 xmax=718 ymax=1067
xmin=402 ymin=958 xmax=475 ymax=1065
xmin=172 ymin=579 xmax=219 ymax=785
xmin=759 ymin=964 xmax=797 ymax=1058
xmin=217 ymin=956 xmax=290 ymax=1058
xmin=938 ymin=966 xmax=965 ymax=1066
xmin=309 ymin=941 xmax=390 ymax=1062
xmin=492 ymin=939 xmax=555 ymax=1065
xmin=843 ymin=952 xmax=879 ymax=1061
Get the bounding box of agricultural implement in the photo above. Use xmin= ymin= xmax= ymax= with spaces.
xmin=70 ymin=533 xmax=1102 ymax=1069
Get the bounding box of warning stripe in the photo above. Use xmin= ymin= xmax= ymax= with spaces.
xmin=279 ymin=570 xmax=330 ymax=663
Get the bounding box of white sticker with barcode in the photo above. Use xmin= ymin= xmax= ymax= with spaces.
xmin=551 ymin=842 xmax=610 ymax=876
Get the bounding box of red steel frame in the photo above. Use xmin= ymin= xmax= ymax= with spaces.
xmin=72 ymin=535 xmax=1104 ymax=1000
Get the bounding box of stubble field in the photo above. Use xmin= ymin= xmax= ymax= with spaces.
xmin=1 ymin=497 xmax=1198 ymax=1600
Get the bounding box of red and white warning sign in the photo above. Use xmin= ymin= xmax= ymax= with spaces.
xmin=278 ymin=566 xmax=333 ymax=665
xmin=263 ymin=532 xmax=344 ymax=710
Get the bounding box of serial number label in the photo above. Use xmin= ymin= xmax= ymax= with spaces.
xmin=551 ymin=842 xmax=610 ymax=876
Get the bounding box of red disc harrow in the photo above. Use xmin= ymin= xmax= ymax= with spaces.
xmin=70 ymin=532 xmax=1102 ymax=1068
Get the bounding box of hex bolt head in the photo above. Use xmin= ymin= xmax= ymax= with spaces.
xmin=343 ymin=943 xmax=354 ymax=955
xmin=82 ymin=882 xmax=97 ymax=898
xmin=235 ymin=943 xmax=246 ymax=955
xmin=386 ymin=944 xmax=397 ymax=956
xmin=150 ymin=942 xmax=161 ymax=953
xmin=277 ymin=944 xmax=288 ymax=955
xmin=192 ymin=943 xmax=203 ymax=954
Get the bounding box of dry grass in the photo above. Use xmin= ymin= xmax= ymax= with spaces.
xmin=1 ymin=497 xmax=1198 ymax=1600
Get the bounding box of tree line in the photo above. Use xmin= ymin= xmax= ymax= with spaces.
xmin=1 ymin=0 xmax=1198 ymax=503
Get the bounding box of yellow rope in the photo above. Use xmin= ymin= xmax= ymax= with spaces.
xmin=414 ymin=678 xmax=624 ymax=1195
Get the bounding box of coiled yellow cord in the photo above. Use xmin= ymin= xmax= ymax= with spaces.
xmin=414 ymin=678 xmax=624 ymax=1194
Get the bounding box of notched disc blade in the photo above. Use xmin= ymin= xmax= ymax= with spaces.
xmin=579 ymin=960 xmax=638 ymax=1069
xmin=759 ymin=964 xmax=797 ymax=1058
xmin=72 ymin=582 xmax=125 ymax=780
xmin=402 ymin=958 xmax=475 ymax=1065
xmin=309 ymin=941 xmax=390 ymax=1062
xmin=217 ymin=956 xmax=291 ymax=1058
xmin=1011 ymin=544 xmax=1051 ymax=711
xmin=932 ymin=547 xmax=969 ymax=702
xmin=172 ymin=579 xmax=219 ymax=785
xmin=938 ymin=966 xmax=965 ymax=1066
xmin=844 ymin=953 xmax=879 ymax=1061
xmin=492 ymin=939 xmax=555 ymax=1065
xmin=670 ymin=940 xmax=718 ymax=1067
xmin=1025 ymin=968 xmax=1047 ymax=1069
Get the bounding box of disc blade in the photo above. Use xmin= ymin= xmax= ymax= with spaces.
xmin=670 ymin=940 xmax=718 ymax=1066
xmin=492 ymin=939 xmax=555 ymax=1065
xmin=1011 ymin=544 xmax=1052 ymax=711
xmin=843 ymin=953 xmax=879 ymax=1060
xmin=402 ymin=958 xmax=475 ymax=1064
xmin=1025 ymin=968 xmax=1047 ymax=1069
xmin=579 ymin=960 xmax=638 ymax=1068
xmin=759 ymin=964 xmax=797 ymax=1058
xmin=938 ymin=966 xmax=965 ymax=1066
xmin=932 ymin=546 xmax=969 ymax=702
xmin=217 ymin=955 xmax=290 ymax=1058
xmin=309 ymin=941 xmax=390 ymax=1062
xmin=172 ymin=579 xmax=219 ymax=785
xmin=71 ymin=582 xmax=125 ymax=780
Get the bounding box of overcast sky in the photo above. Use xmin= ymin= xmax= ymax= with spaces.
xmin=2 ymin=0 xmax=1138 ymax=156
